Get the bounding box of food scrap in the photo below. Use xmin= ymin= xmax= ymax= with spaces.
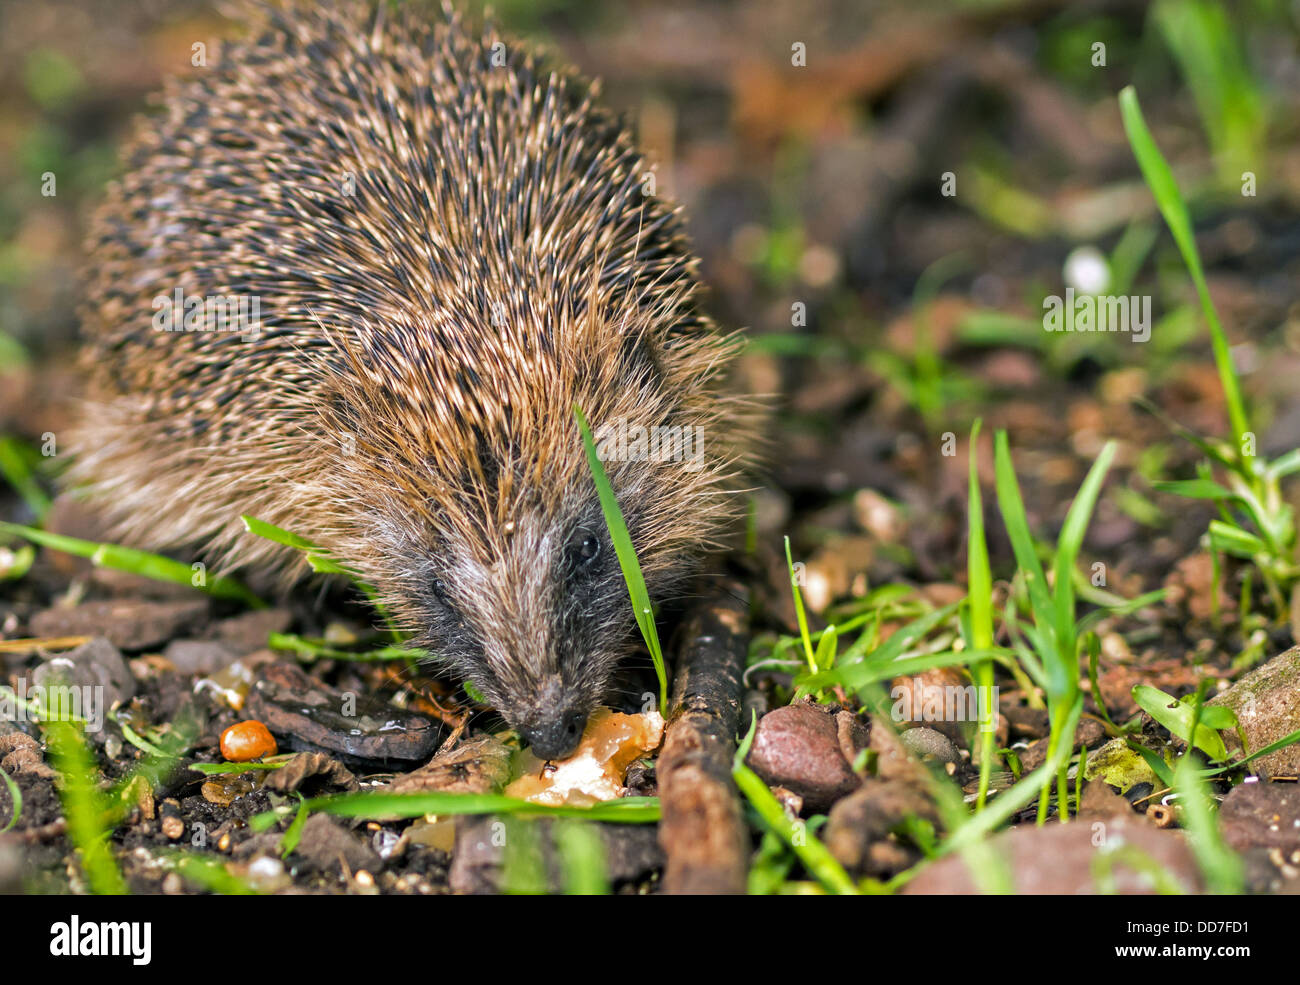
xmin=506 ymin=708 xmax=664 ymax=806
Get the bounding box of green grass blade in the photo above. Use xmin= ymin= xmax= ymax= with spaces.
xmin=966 ymin=420 xmax=994 ymax=652
xmin=0 ymin=436 xmax=51 ymax=519
xmin=573 ymin=405 xmax=667 ymax=713
xmin=250 ymin=790 xmax=660 ymax=830
xmin=966 ymin=419 xmax=997 ymax=808
xmin=1118 ymin=85 xmax=1251 ymax=470
xmin=555 ymin=820 xmax=610 ymax=895
xmin=0 ymin=521 xmax=263 ymax=607
xmin=44 ymin=717 xmax=128 ymax=894
xmin=1173 ymin=753 xmax=1244 ymax=894
xmin=785 ymin=535 xmax=816 ymax=672
xmin=1131 ymin=684 xmax=1228 ymax=760
xmin=992 ymin=433 xmax=1053 ymax=622
xmin=1051 ymin=440 xmax=1117 ymax=687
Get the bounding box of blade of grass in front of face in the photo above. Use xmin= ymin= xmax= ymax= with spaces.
xmin=241 ymin=515 xmax=354 ymax=579
xmin=1173 ymin=753 xmax=1244 ymax=894
xmin=573 ymin=405 xmax=667 ymax=713
xmin=1118 ymin=85 xmax=1251 ymax=471
xmin=44 ymin=717 xmax=128 ymax=894
xmin=0 ymin=521 xmax=263 ymax=608
xmin=966 ymin=420 xmax=996 ymax=809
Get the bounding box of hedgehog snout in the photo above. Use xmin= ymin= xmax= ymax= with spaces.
xmin=517 ymin=708 xmax=588 ymax=761
xmin=509 ymin=674 xmax=589 ymax=760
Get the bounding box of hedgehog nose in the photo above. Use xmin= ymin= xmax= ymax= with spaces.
xmin=521 ymin=710 xmax=587 ymax=761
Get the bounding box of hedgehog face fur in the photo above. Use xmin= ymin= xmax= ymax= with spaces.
xmin=68 ymin=0 xmax=757 ymax=760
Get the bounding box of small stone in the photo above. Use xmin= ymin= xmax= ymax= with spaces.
xmin=771 ymin=786 xmax=804 ymax=816
xmin=825 ymin=778 xmax=936 ymax=875
xmin=292 ymin=814 xmax=381 ymax=874
xmin=1208 ymin=646 xmax=1300 ymax=778
xmin=852 ymin=489 xmax=904 ymax=543
xmin=746 ymin=702 xmax=861 ymax=812
xmin=888 ymin=666 xmax=978 ymax=746
xmin=898 ymin=726 xmax=961 ymax=765
xmin=161 ymin=814 xmax=185 ymax=840
xmin=1077 ymin=780 xmax=1134 ymax=820
xmin=1219 ymin=780 xmax=1300 ymax=853
xmin=244 ymin=855 xmax=289 ymax=891
xmin=902 ymin=814 xmax=1201 ymax=894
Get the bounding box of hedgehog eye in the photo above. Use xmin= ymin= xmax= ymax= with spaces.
xmin=568 ymin=530 xmax=602 ymax=573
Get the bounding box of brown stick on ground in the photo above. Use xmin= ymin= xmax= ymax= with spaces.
xmin=657 ymin=581 xmax=750 ymax=894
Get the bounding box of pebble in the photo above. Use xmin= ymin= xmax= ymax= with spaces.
xmin=898 ymin=726 xmax=962 ymax=765
xmin=902 ymin=814 xmax=1202 ymax=894
xmin=220 ymin=720 xmax=278 ymax=762
xmin=745 ymin=702 xmax=863 ymax=812
xmin=825 ymin=778 xmax=936 ymax=876
xmin=1219 ymin=780 xmax=1300 ymax=854
xmin=1208 ymin=646 xmax=1300 ymax=778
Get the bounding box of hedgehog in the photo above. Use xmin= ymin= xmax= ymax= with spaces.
xmin=67 ymin=0 xmax=757 ymax=759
